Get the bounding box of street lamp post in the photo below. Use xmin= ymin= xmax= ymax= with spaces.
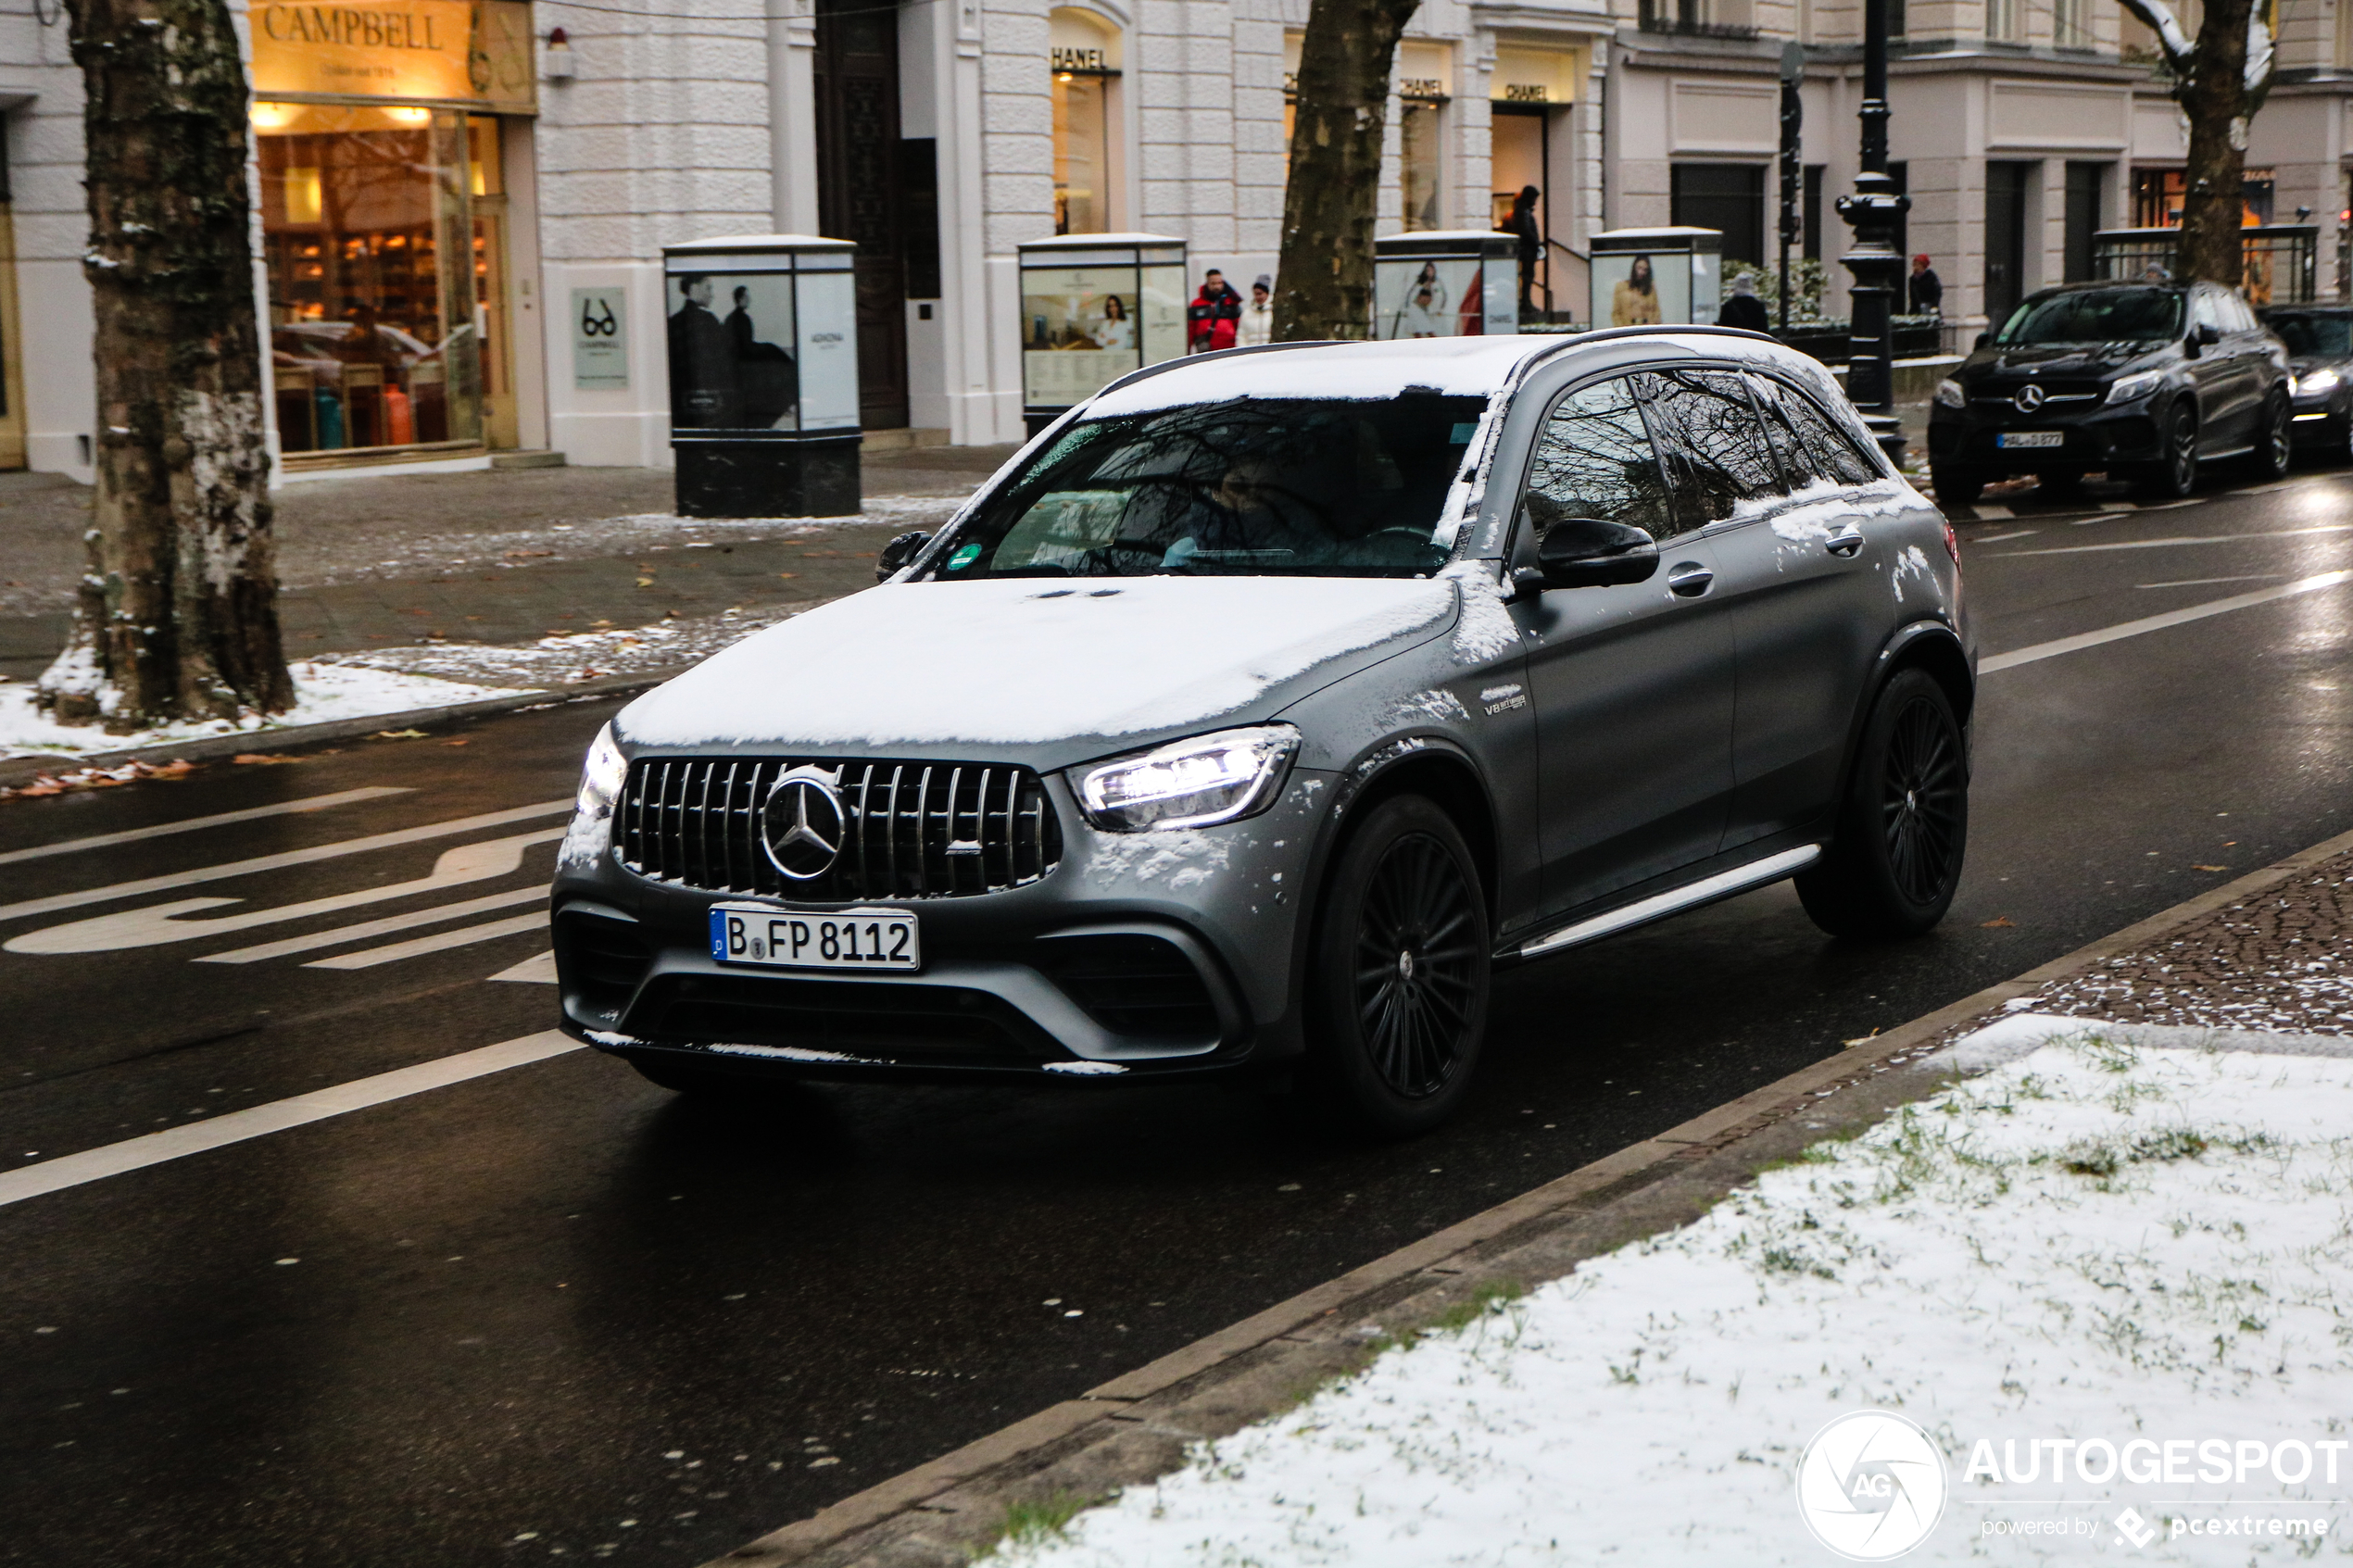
xmin=1832 ymin=0 xmax=1910 ymax=464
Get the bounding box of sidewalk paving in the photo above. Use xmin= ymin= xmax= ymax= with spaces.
xmin=0 ymin=450 xmax=1016 ymax=688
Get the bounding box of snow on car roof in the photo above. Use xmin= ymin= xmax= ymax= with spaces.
xmin=1086 ymin=336 xmax=1562 ymax=418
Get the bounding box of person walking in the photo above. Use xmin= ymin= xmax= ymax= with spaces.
xmin=1718 ymin=270 xmax=1770 ymax=332
xmin=1908 ymin=254 xmax=1944 ymax=316
xmin=1502 ymin=185 xmax=1542 ymax=316
xmin=1187 ymin=270 xmax=1241 ymax=353
xmin=1238 ymin=275 xmax=1274 ymax=347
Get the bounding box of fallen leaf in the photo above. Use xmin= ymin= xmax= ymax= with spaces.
xmin=1979 ymin=916 xmax=2014 ymax=928
xmin=232 ymin=753 xmax=300 ymax=766
xmin=775 ymin=572 xmax=798 ymax=580
xmin=503 ymin=548 xmax=552 ymax=560
xmin=2193 ymin=864 xmax=2228 ymax=872
xmin=369 ymin=728 xmax=428 ymax=740
xmin=636 ymin=576 xmax=655 ymax=587
xmin=444 ymin=739 xmax=471 ymax=747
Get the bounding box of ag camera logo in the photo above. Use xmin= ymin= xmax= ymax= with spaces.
xmin=1796 ymin=1410 xmax=1950 ymax=1561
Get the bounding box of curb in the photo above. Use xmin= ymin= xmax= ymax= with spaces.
xmin=0 ymin=668 xmax=684 ymax=790
xmin=701 ymin=817 xmax=2353 ymax=1568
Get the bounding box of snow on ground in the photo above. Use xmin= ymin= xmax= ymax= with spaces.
xmin=0 ymin=661 xmax=523 ymax=759
xmin=322 ymin=601 xmax=814 ymax=692
xmin=1004 ymin=1016 xmax=2353 ymax=1565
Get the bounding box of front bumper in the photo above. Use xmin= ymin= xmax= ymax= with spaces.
xmin=549 ymin=771 xmax=1329 ymax=1084
xmin=1926 ymin=396 xmax=2165 ymax=473
xmin=2290 ymin=388 xmax=2344 ymax=445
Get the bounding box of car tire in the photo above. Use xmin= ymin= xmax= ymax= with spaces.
xmin=2246 ymin=390 xmax=2292 ymax=479
xmin=1795 ymin=668 xmax=1969 ymax=940
xmin=1308 ymin=794 xmax=1491 ymax=1136
xmin=1930 ymin=467 xmax=1985 ymax=507
xmin=2133 ymin=402 xmax=2198 ymax=498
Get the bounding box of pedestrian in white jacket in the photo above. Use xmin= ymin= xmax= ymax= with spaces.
xmin=1238 ymin=274 xmax=1274 ymax=347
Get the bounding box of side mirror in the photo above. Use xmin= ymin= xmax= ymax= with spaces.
xmin=875 ymin=529 xmax=933 ymax=583
xmin=2194 ymin=322 xmax=2222 ymax=349
xmin=1526 ymin=499 xmax=1660 ymax=590
xmin=1973 ymin=332 xmax=1991 ymax=351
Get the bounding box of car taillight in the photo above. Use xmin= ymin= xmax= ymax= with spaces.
xmin=1942 ymin=519 xmax=1961 ymax=567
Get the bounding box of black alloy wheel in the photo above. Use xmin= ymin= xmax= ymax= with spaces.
xmin=2137 ymin=403 xmax=2199 ymax=498
xmin=1930 ymin=467 xmax=1984 ymax=507
xmin=1796 ymin=667 xmax=1969 ymax=940
xmin=2248 ymin=391 xmax=2293 ymax=479
xmin=1311 ymin=794 xmax=1490 ymax=1135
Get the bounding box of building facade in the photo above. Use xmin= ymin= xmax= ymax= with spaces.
xmin=0 ymin=0 xmax=2347 ymax=483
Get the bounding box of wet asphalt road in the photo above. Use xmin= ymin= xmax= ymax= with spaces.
xmin=3 ymin=469 xmax=2351 ymax=1566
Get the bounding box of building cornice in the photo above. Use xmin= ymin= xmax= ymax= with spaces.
xmin=1468 ymin=1 xmax=1617 ymax=36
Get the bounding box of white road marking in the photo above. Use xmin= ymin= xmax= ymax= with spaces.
xmin=1968 ymin=530 xmax=2040 ymax=543
xmin=5 ymin=828 xmax=562 ymax=955
xmin=305 ymin=912 xmax=547 ymax=970
xmin=196 ymin=884 xmax=547 ymax=964
xmin=1982 ymin=568 xmax=2353 ymax=673
xmin=0 ymin=799 xmax=570 ymax=926
xmin=0 ymin=787 xmax=411 ymax=869
xmin=2098 ymin=500 xmax=2137 ymax=511
xmin=2136 ymin=573 xmax=2288 ymax=591
xmin=488 ymin=950 xmax=558 ymax=985
xmin=1970 ymin=504 xmax=2015 ymax=520
xmin=0 ymin=1031 xmax=582 ymax=1210
xmin=1996 ymin=521 xmax=2353 ymax=558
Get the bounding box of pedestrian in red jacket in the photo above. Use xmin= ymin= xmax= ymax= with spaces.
xmin=1188 ymin=270 xmax=1242 ymax=353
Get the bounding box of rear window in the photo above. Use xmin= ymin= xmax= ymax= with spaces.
xmin=933 ymin=395 xmax=1487 ymax=580
xmin=2268 ymin=313 xmax=2353 ymax=358
xmin=1995 ymin=289 xmax=2183 ymax=345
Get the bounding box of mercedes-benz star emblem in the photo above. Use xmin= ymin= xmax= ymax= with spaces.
xmin=761 ymin=771 xmax=846 ymax=880
xmin=2011 ymin=383 xmax=2046 ymax=412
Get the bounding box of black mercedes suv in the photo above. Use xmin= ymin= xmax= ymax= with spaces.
xmin=1926 ymin=280 xmax=2290 ymax=506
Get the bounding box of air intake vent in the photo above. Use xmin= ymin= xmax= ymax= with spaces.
xmin=617 ymin=757 xmax=1062 ymax=900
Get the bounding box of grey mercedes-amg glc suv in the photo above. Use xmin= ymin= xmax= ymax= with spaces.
xmin=551 ymin=327 xmax=1975 ymax=1133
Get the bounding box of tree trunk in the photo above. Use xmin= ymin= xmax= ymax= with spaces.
xmin=1272 ymin=0 xmax=1422 ymax=343
xmin=40 ymin=0 xmax=291 ymax=731
xmin=2174 ymin=0 xmax=2258 ymax=286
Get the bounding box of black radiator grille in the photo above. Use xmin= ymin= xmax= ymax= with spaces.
xmin=617 ymin=757 xmax=1061 ymax=900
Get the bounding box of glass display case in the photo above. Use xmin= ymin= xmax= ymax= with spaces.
xmin=662 ymin=235 xmax=862 ymax=518
xmin=1373 ymin=232 xmax=1518 ymax=339
xmin=1018 ymin=233 xmax=1187 ymax=434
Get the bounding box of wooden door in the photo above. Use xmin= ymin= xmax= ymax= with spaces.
xmin=814 ymin=0 xmax=910 ymax=430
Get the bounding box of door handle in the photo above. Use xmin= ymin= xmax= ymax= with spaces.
xmin=1666 ymin=562 xmax=1715 ymax=597
xmin=1825 ymin=525 xmax=1864 ymax=558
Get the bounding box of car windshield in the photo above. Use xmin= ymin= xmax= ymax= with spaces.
xmin=1994 ymin=289 xmax=2183 ymax=345
xmin=932 ymin=395 xmax=1488 ymax=580
xmin=2267 ymin=313 xmax=2353 ymax=358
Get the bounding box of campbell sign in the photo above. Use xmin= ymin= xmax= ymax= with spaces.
xmin=250 ymin=0 xmax=536 ymax=110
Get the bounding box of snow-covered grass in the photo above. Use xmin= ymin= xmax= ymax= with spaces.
xmin=1001 ymin=1017 xmax=2353 ymax=1565
xmin=0 ymin=661 xmax=525 ymax=760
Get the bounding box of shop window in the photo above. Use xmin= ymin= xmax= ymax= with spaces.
xmin=1671 ymin=163 xmax=1765 ymax=266
xmin=1051 ymin=9 xmax=1119 ymax=235
xmin=254 ymin=101 xmax=482 ymax=456
xmin=2133 ymin=167 xmax=2275 ymax=229
xmin=1397 ymin=41 xmax=1450 ymax=232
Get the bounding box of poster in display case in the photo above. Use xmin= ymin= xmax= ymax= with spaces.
xmin=1017 ymin=234 xmax=1187 ymax=434
xmin=1588 ymin=227 xmax=1721 ymax=328
xmin=1372 ymin=232 xmax=1517 ymax=339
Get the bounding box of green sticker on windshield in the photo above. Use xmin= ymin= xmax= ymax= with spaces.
xmin=1450 ymin=422 xmax=1477 ymax=445
xmin=948 ymin=542 xmax=983 ymax=571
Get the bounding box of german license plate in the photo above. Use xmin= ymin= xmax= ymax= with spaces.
xmin=709 ymin=904 xmax=921 ymax=972
xmin=1999 ymin=430 xmax=2065 ymax=449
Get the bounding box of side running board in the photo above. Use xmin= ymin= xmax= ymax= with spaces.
xmin=1518 ymin=845 xmax=1823 ymax=960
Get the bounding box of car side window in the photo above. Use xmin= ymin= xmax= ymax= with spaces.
xmin=1634 ymin=368 xmax=1781 ymax=532
xmin=1522 ymin=375 xmax=1678 ymax=542
xmin=1753 ymin=374 xmax=1881 ymax=489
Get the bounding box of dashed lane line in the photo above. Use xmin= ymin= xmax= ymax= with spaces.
xmin=0 ymin=787 xmax=411 ymax=869
xmin=1995 ymin=521 xmax=2353 ymax=558
xmin=0 ymin=798 xmax=571 ymax=925
xmin=1981 ymin=568 xmax=2353 ymax=674
xmin=305 ymin=912 xmax=548 ymax=970
xmin=197 ymin=884 xmax=548 ymax=964
xmin=0 ymin=1031 xmax=582 ymax=1210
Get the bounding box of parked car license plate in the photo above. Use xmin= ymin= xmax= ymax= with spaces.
xmin=709 ymin=904 xmax=921 ymax=971
xmin=1998 ymin=431 xmax=2065 ymax=449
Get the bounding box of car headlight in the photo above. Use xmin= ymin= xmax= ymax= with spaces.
xmin=2106 ymin=370 xmax=2166 ymax=406
xmin=561 ymin=723 xmax=628 ymax=868
xmin=2295 ymin=368 xmax=2342 ymax=395
xmin=1076 ymin=724 xmax=1301 ymax=833
xmin=1933 ymin=377 xmax=1966 ymax=409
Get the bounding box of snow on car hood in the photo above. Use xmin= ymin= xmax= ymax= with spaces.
xmin=616 ymin=575 xmax=1459 ymax=758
